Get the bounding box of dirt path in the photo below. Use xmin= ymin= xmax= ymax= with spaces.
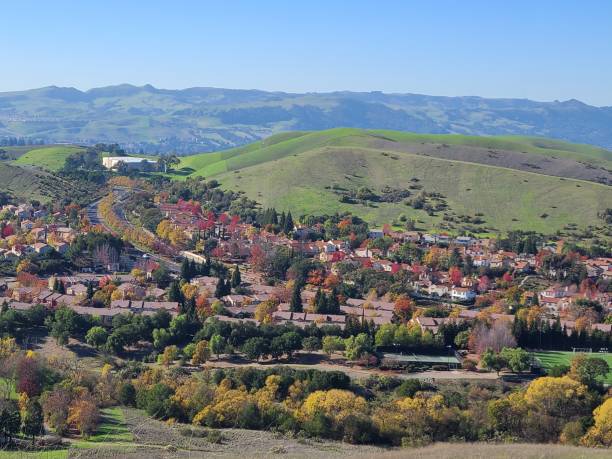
xmin=204 ymin=358 xmax=498 ymax=381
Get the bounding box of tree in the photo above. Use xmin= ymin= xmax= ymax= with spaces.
xmin=168 ymin=281 xmax=184 ymax=304
xmin=159 ymin=345 xmax=178 ymax=367
xmin=326 ymin=287 xmax=340 ymax=314
xmin=449 ymin=266 xmax=462 ymax=286
xmin=569 ymin=354 xmax=610 ymax=389
xmin=21 ymin=400 xmax=43 ymax=444
xmin=254 ymin=300 xmax=278 ymax=324
xmin=68 ymin=397 xmax=99 ymax=438
xmin=231 ymin=265 xmax=241 ymax=288
xmin=284 ymin=211 xmax=294 ymax=234
xmin=480 ymin=348 xmax=507 ymax=375
xmin=313 ymin=288 xmax=327 ymax=313
xmin=280 ymin=331 xmax=302 ymax=359
xmin=85 ymin=326 xmax=108 ymax=349
xmin=344 ymin=333 xmax=373 ymax=361
xmin=322 ymin=336 xmax=345 ymax=356
xmin=303 ymin=336 xmax=321 ymax=352
xmin=581 ymin=397 xmax=612 ymax=447
xmin=215 ymin=277 xmax=226 ymax=298
xmin=209 ymin=334 xmax=226 ymax=360
xmin=191 ymin=340 xmax=210 ymax=365
xmin=16 ymin=355 xmax=41 ymax=397
xmin=499 ymin=347 xmax=530 ymax=373
xmin=470 ymin=321 xmax=516 ymax=354
xmin=86 ymin=282 xmax=94 ymax=299
xmin=289 ymin=282 xmax=303 ymax=312
xmin=242 ymin=337 xmax=268 ymax=361
xmin=181 ymin=259 xmax=194 ymax=281
xmin=0 ymin=405 xmax=20 ymax=443
xmin=393 ymin=296 xmax=415 ymax=323
xmin=454 ymin=330 xmax=470 ymax=349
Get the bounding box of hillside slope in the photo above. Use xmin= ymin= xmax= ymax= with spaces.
xmin=0 ymin=163 xmax=95 ymax=203
xmin=12 ymin=145 xmax=84 ymax=171
xmin=2 ymin=84 xmax=612 ymax=153
xmin=169 ymin=129 xmax=612 ymax=234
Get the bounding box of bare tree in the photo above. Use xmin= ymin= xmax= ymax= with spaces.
xmin=470 ymin=320 xmax=516 ymax=354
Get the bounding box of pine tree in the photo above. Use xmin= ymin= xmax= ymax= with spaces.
xmin=290 ymin=282 xmax=303 ymax=312
xmin=284 ymin=211 xmax=294 ymax=234
xmin=86 ymin=282 xmax=94 ymax=299
xmin=231 ymin=265 xmax=241 ymax=288
xmin=224 ymin=278 xmax=232 ymax=295
xmin=314 ymin=288 xmax=327 ymax=313
xmin=168 ymin=281 xmax=184 ymax=304
xmin=215 ymin=277 xmax=225 ymax=298
xmin=181 ymin=259 xmax=193 ymax=281
xmin=328 ymin=287 xmax=340 ymax=314
xmin=279 ymin=212 xmax=286 ymax=231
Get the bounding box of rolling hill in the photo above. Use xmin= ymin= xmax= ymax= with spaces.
xmin=0 ymin=162 xmax=95 ymax=203
xmin=1 ymin=84 xmax=612 ymax=153
xmin=168 ymin=129 xmax=612 ymax=234
xmin=12 ymin=145 xmax=85 ymax=171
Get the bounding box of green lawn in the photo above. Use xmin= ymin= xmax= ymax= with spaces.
xmin=13 ymin=145 xmax=84 ymax=171
xmin=533 ymin=351 xmax=612 ymax=384
xmin=72 ymin=406 xmax=133 ymax=449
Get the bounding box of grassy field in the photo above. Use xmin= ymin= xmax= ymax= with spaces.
xmin=163 ymin=129 xmax=612 ymax=234
xmin=533 ymin=351 xmax=612 ymax=384
xmin=12 ymin=146 xmax=84 ymax=172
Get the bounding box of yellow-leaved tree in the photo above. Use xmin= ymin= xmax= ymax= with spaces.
xmin=581 ymin=397 xmax=612 ymax=447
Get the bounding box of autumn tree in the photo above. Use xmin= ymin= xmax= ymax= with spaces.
xmin=68 ymin=396 xmax=99 ymax=438
xmin=191 ymin=340 xmax=210 ymax=365
xmin=581 ymin=397 xmax=612 ymax=447
xmin=393 ymin=296 xmax=415 ymax=323
xmin=254 ymin=299 xmax=278 ymax=324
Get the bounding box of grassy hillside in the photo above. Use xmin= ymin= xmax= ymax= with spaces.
xmin=12 ymin=145 xmax=84 ymax=171
xmin=165 ymin=129 xmax=612 ymax=234
xmin=0 ymin=163 xmax=97 ymax=203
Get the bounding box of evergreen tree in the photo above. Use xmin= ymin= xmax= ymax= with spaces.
xmin=86 ymin=282 xmax=94 ymax=299
xmin=279 ymin=212 xmax=286 ymax=231
xmin=58 ymin=281 xmax=66 ymax=295
xmin=224 ymin=278 xmax=232 ymax=295
xmin=290 ymin=282 xmax=303 ymax=312
xmin=328 ymin=287 xmax=340 ymax=314
xmin=52 ymin=278 xmax=60 ymax=292
xmin=181 ymin=259 xmax=193 ymax=281
xmin=285 ymin=211 xmax=294 ymax=234
xmin=314 ymin=288 xmax=327 ymax=313
xmin=215 ymin=277 xmax=225 ymax=298
xmin=168 ymin=281 xmax=184 ymax=305
xmin=231 ymin=265 xmax=241 ymax=288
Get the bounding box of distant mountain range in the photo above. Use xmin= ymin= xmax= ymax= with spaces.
xmin=1 ymin=84 xmax=611 ymax=153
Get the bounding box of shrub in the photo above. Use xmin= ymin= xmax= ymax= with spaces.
xmin=118 ymin=382 xmax=136 ymax=407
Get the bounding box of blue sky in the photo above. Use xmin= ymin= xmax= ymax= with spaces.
xmin=2 ymin=0 xmax=611 ymax=105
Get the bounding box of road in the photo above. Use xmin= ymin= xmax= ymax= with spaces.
xmin=87 ymin=188 xmax=181 ymax=273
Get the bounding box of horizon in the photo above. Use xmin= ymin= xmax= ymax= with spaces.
xmin=2 ymin=82 xmax=608 ymax=108
xmin=1 ymin=0 xmax=611 ymax=105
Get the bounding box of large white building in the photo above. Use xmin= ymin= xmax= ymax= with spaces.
xmin=102 ymin=156 xmax=157 ymax=170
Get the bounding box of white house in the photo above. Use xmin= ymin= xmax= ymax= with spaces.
xmin=451 ymin=287 xmax=476 ymax=301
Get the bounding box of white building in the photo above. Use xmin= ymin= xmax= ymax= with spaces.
xmin=102 ymin=156 xmax=157 ymax=170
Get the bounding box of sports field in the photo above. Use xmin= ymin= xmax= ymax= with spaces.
xmin=532 ymin=350 xmax=612 ymax=384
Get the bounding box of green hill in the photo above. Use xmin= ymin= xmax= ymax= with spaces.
xmin=166 ymin=129 xmax=612 ymax=235
xmin=12 ymin=145 xmax=85 ymax=171
xmin=0 ymin=163 xmax=96 ymax=203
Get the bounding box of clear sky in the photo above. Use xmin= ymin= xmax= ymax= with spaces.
xmin=2 ymin=0 xmax=611 ymax=105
